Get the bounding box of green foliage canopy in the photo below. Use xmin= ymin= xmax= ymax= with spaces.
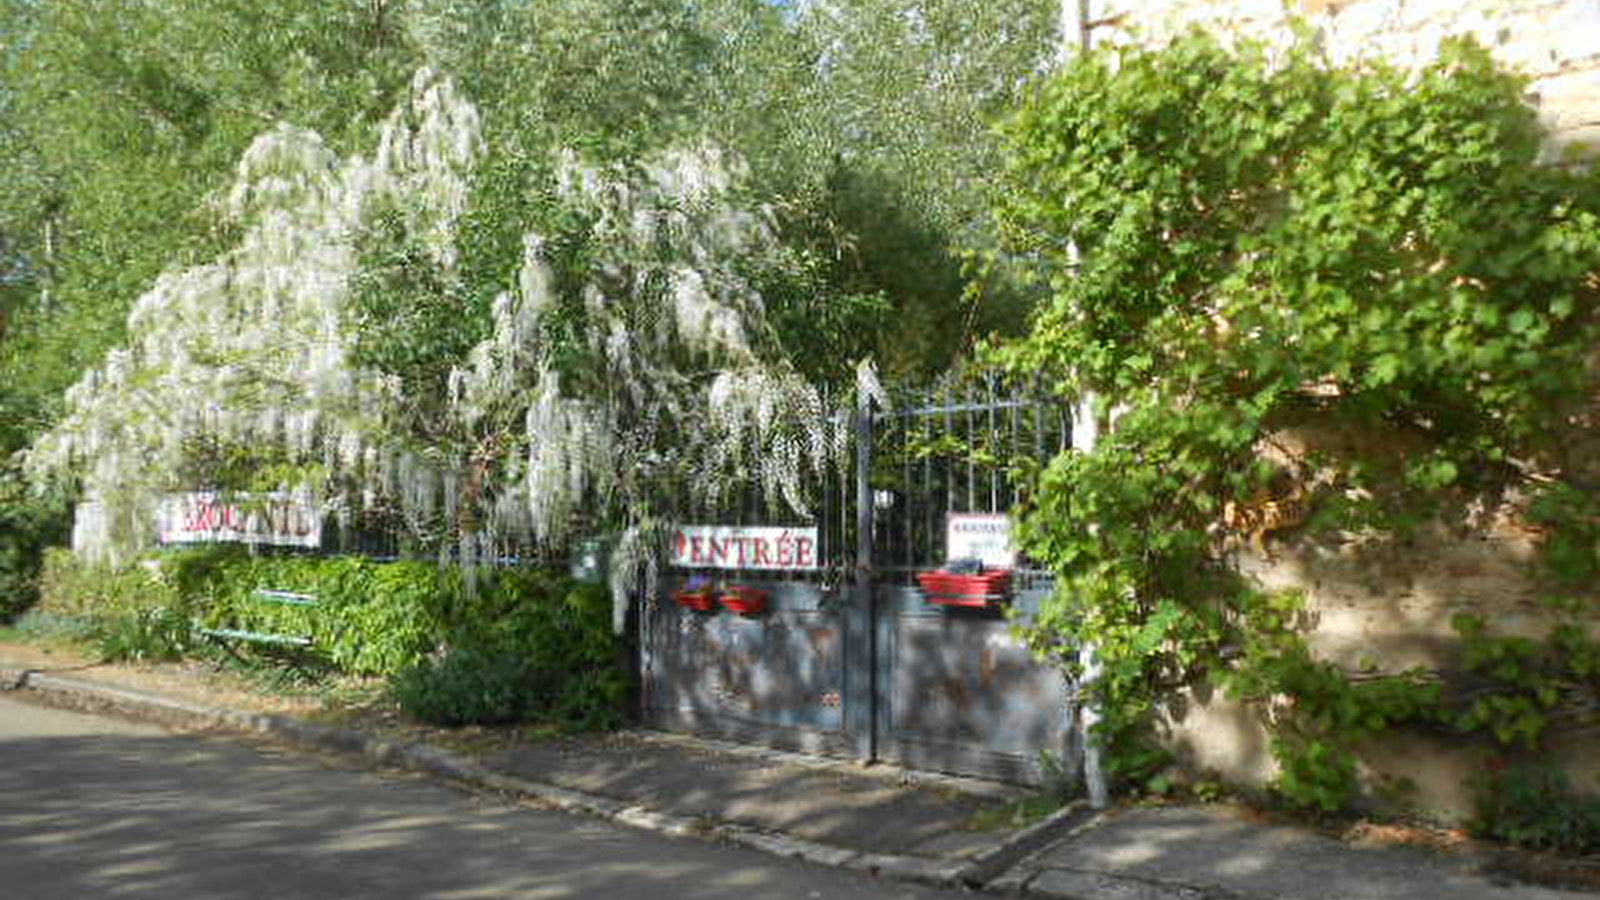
xmin=0 ymin=0 xmax=421 ymax=433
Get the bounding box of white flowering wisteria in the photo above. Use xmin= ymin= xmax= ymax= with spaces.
xmin=450 ymin=142 xmax=852 ymax=582
xmin=30 ymin=66 xmax=856 ymax=576
xmin=27 ymin=68 xmax=482 ymax=563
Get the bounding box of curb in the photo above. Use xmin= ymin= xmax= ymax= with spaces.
xmin=988 ymin=808 xmax=1255 ymax=900
xmin=955 ymin=800 xmax=1098 ymax=886
xmin=1021 ymin=867 xmax=1215 ymax=900
xmin=0 ymin=666 xmax=1086 ymax=891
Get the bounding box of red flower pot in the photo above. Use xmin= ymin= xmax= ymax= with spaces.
xmin=916 ymin=570 xmax=1012 ymax=608
xmin=719 ymin=585 xmax=769 ymax=616
xmin=674 ymin=589 xmax=718 ymax=612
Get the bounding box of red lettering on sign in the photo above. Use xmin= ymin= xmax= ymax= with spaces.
xmin=668 ymin=527 xmax=820 ymax=570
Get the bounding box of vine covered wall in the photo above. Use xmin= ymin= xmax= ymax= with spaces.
xmin=1000 ymin=18 xmax=1600 ymax=824
xmin=1059 ymin=1 xmax=1600 ymax=820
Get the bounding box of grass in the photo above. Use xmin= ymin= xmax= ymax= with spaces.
xmin=965 ymin=793 xmax=1069 ymax=832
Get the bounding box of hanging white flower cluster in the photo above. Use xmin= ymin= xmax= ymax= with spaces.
xmin=32 ymin=67 xmax=853 ymax=577
xmin=450 ymin=142 xmax=847 ymax=556
xmin=28 ymin=69 xmax=482 ymax=563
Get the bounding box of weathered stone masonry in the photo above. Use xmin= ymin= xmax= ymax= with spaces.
xmin=1067 ymin=0 xmax=1600 ymax=161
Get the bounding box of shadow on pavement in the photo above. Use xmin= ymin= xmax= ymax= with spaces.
xmin=1025 ymin=805 xmax=1574 ymax=900
xmin=487 ymin=733 xmax=1005 ymax=857
xmin=0 ymin=716 xmax=944 ymax=900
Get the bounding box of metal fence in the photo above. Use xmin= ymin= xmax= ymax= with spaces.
xmin=642 ymin=383 xmax=1083 ymax=785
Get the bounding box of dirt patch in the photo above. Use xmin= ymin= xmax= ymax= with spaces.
xmin=0 ymin=637 xmax=558 ymax=760
xmin=1341 ymin=817 xmax=1600 ymax=892
xmin=1342 ymin=820 xmax=1476 ymax=853
xmin=1481 ymin=849 xmax=1600 ymax=893
xmin=0 ymin=639 xmax=322 ymax=717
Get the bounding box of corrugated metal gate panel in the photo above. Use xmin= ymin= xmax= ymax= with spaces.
xmin=875 ymin=585 xmax=1071 ymax=784
xmin=641 ymin=580 xmax=1069 ymax=784
xmin=642 ymin=579 xmax=854 ymax=757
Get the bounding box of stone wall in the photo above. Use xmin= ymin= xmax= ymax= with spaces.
xmin=1165 ymin=510 xmax=1568 ymax=822
xmin=1054 ymin=0 xmax=1600 ymax=820
xmin=1067 ymin=0 xmax=1600 ymax=161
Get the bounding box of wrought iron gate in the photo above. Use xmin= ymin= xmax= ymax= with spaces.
xmin=640 ymin=387 xmax=1079 ymax=784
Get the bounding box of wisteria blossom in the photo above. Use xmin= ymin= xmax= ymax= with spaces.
xmin=30 ymin=68 xmax=856 ymax=584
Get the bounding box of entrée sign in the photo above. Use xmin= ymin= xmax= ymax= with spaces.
xmin=670 ymin=525 xmax=819 ymax=571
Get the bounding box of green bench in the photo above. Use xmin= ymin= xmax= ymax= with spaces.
xmin=196 ymin=588 xmax=319 ymax=663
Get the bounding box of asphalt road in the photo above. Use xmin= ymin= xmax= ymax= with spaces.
xmin=0 ymin=693 xmax=952 ymax=900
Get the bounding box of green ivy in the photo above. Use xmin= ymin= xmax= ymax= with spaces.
xmin=1472 ymin=763 xmax=1600 ymax=854
xmin=1220 ymin=590 xmax=1440 ymax=810
xmin=1451 ymin=610 xmax=1599 ymax=749
xmin=995 ymin=32 xmax=1600 ymax=809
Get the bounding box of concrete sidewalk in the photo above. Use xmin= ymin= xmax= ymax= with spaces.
xmin=1 ymin=656 xmax=1587 ymax=899
xmin=482 ymin=730 xmax=1024 ymax=858
xmin=996 ymin=805 xmax=1587 ymax=900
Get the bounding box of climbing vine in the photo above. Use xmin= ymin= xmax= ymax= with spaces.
xmin=995 ymin=32 xmax=1600 ymax=809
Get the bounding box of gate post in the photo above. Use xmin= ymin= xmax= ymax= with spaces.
xmin=844 ymin=406 xmax=877 ymax=763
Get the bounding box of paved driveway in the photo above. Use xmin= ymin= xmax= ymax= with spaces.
xmin=0 ymin=694 xmax=949 ymax=900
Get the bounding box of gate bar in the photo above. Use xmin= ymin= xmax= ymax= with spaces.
xmin=846 ymin=406 xmax=878 ymax=762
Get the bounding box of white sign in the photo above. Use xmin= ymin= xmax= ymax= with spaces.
xmin=157 ymin=492 xmax=322 ymax=548
xmin=670 ymin=525 xmax=819 ymax=571
xmin=946 ymin=513 xmax=1015 ymax=568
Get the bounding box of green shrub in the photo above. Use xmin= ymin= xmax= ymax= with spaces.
xmin=198 ymin=555 xmax=449 ymax=675
xmin=1472 ymin=763 xmax=1600 ymax=854
xmin=25 ymin=548 xmax=216 ymax=661
xmin=466 ymin=573 xmax=628 ymax=730
xmin=32 ymin=547 xmax=628 ymax=726
xmin=0 ymin=466 xmax=68 ymax=622
xmin=160 ymin=545 xmax=253 ymax=604
xmin=388 ymin=568 xmax=629 ymax=729
xmin=37 ymin=548 xmax=179 ymax=619
xmin=391 ymin=647 xmax=533 ymax=726
xmin=31 ymin=544 xmax=248 ymax=659
xmin=11 ymin=609 xmax=98 ymax=643
xmin=91 ymin=606 xmax=194 ymax=663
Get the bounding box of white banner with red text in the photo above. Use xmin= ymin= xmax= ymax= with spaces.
xmin=157 ymin=491 xmax=323 ymax=548
xmin=668 ymin=525 xmax=819 ymax=571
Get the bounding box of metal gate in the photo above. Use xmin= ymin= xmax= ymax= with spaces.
xmin=640 ymin=386 xmax=1079 ymax=784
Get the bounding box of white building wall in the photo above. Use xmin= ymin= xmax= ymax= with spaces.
xmin=1066 ymin=0 xmax=1600 ymax=160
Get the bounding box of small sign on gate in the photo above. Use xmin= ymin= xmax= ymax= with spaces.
xmin=945 ymin=513 xmax=1015 ymax=569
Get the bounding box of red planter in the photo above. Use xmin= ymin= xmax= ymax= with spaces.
xmin=719 ymin=585 xmax=769 ymax=616
xmin=916 ymin=570 xmax=1012 ymax=608
xmin=674 ymin=589 xmax=719 ymax=612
